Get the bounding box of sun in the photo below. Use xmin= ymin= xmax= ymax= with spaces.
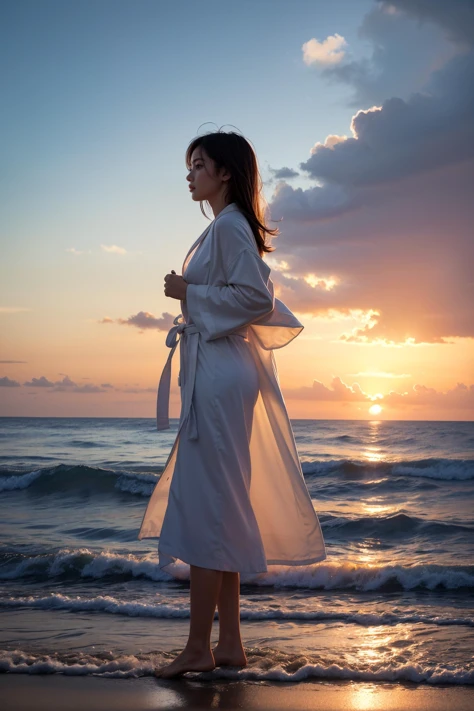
xmin=369 ymin=404 xmax=383 ymax=415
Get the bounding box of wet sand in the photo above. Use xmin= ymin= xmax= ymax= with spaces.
xmin=1 ymin=673 xmax=473 ymax=711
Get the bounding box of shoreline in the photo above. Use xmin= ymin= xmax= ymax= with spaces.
xmin=1 ymin=675 xmax=474 ymax=711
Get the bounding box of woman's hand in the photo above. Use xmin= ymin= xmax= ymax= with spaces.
xmin=164 ymin=270 xmax=188 ymax=300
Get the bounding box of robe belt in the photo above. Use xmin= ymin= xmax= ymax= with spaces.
xmin=156 ymin=313 xmax=248 ymax=441
xmin=156 ymin=314 xmax=200 ymax=439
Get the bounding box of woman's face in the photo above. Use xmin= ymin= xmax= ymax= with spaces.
xmin=186 ymin=148 xmax=228 ymax=202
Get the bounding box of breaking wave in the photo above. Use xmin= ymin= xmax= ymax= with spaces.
xmin=0 ymin=648 xmax=472 ymax=684
xmin=0 ymin=464 xmax=159 ymax=496
xmin=1 ymin=547 xmax=473 ymax=591
xmin=1 ymin=456 xmax=472 ymax=501
xmin=301 ymin=457 xmax=474 ymax=481
xmin=1 ymin=591 xmax=473 ymax=628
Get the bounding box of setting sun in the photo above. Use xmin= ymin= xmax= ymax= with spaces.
xmin=369 ymin=404 xmax=383 ymax=415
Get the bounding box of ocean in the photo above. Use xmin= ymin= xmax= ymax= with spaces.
xmin=0 ymin=416 xmax=473 ymax=685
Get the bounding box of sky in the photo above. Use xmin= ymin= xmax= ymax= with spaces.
xmin=1 ymin=0 xmax=473 ymax=421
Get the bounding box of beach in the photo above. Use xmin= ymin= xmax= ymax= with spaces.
xmin=2 ymin=674 xmax=474 ymax=711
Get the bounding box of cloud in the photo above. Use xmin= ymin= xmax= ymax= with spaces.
xmin=378 ymin=0 xmax=474 ymax=46
xmin=66 ymin=247 xmax=92 ymax=255
xmin=0 ymin=360 xmax=27 ymax=364
xmin=302 ymin=33 xmax=348 ymax=66
xmin=23 ymin=376 xmax=55 ymax=388
xmin=286 ymin=376 xmax=373 ymax=402
xmin=57 ymin=383 xmax=108 ymax=394
xmin=271 ymin=179 xmax=358 ymax=220
xmin=268 ymin=166 xmax=300 ymax=181
xmin=383 ymin=382 xmax=474 ymax=409
xmin=21 ymin=374 xmax=110 ymax=393
xmin=101 ymin=244 xmax=127 ymax=255
xmin=110 ymin=311 xmax=176 ymax=332
xmin=304 ymin=2 xmax=459 ymax=107
xmin=285 ymin=376 xmax=474 ymax=410
xmin=269 ymin=3 xmax=474 ymax=345
xmin=7 ymin=373 xmax=156 ymax=395
xmin=299 ymin=55 xmax=474 ymax=188
xmin=0 ymin=307 xmax=31 ymax=313
xmin=0 ymin=376 xmax=20 ymax=387
xmin=54 ymin=376 xmax=76 ymax=388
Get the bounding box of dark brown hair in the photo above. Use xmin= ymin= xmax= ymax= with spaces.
xmin=185 ymin=129 xmax=278 ymax=256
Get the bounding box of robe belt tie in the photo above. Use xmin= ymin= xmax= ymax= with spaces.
xmin=156 ymin=314 xmax=200 ymax=440
xmin=156 ymin=313 xmax=249 ymax=441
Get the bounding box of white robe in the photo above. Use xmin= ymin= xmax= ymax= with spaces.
xmin=137 ymin=203 xmax=326 ymax=574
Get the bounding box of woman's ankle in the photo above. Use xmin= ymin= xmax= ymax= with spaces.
xmin=185 ymin=640 xmax=213 ymax=655
xmin=215 ymin=636 xmax=244 ymax=649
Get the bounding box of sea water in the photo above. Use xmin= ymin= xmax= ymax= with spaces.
xmin=0 ymin=417 xmax=473 ymax=684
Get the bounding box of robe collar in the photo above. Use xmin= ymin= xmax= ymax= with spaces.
xmin=182 ymin=203 xmax=241 ymax=274
xmin=214 ymin=202 xmax=240 ymax=220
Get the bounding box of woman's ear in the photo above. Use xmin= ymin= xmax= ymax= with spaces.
xmin=219 ymin=166 xmax=232 ymax=183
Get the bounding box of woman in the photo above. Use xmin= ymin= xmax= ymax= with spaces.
xmin=138 ymin=130 xmax=326 ymax=678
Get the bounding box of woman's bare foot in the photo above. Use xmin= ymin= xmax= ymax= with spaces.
xmin=212 ymin=642 xmax=247 ymax=667
xmin=154 ymin=646 xmax=216 ymax=679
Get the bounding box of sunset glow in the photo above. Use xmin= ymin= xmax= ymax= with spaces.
xmin=369 ymin=404 xmax=383 ymax=416
xmin=1 ymin=0 xmax=472 ymax=423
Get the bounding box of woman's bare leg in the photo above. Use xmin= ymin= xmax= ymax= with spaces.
xmin=154 ymin=565 xmax=223 ymax=678
xmin=212 ymin=571 xmax=247 ymax=667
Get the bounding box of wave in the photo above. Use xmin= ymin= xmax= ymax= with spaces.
xmin=321 ymin=512 xmax=473 ymax=537
xmin=0 ymin=464 xmax=159 ymax=496
xmin=1 ymin=456 xmax=472 ymax=500
xmin=0 ymin=648 xmax=472 ymax=684
xmin=1 ymin=547 xmax=473 ymax=591
xmin=1 ymin=591 xmax=472 ymax=628
xmin=0 ymin=548 xmax=169 ymax=583
xmin=301 ymin=457 xmax=474 ymax=481
xmin=68 ymin=440 xmax=108 ymax=448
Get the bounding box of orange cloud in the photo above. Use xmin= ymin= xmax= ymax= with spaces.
xmin=99 ymin=311 xmax=176 ymax=332
xmin=284 ymin=376 xmax=474 ymax=410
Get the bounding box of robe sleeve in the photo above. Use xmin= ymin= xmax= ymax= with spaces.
xmin=185 ymin=246 xmax=275 ymax=342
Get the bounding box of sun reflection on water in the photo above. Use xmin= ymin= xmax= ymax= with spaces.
xmin=350 ymin=682 xmax=384 ymax=710
xmin=348 ymin=625 xmax=414 ymax=706
xmin=361 ymin=499 xmax=399 ymax=517
xmin=362 ymin=447 xmax=384 ymax=462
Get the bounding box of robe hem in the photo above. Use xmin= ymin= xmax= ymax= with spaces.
xmin=265 ymin=553 xmax=327 ymax=566
xmin=156 ymin=548 xmax=327 ymax=573
xmin=136 ymin=425 xmax=183 ymax=541
xmin=158 ymin=549 xmax=269 ymax=574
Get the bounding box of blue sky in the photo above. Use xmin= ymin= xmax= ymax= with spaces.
xmin=2 ymin=0 xmax=373 ymax=263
